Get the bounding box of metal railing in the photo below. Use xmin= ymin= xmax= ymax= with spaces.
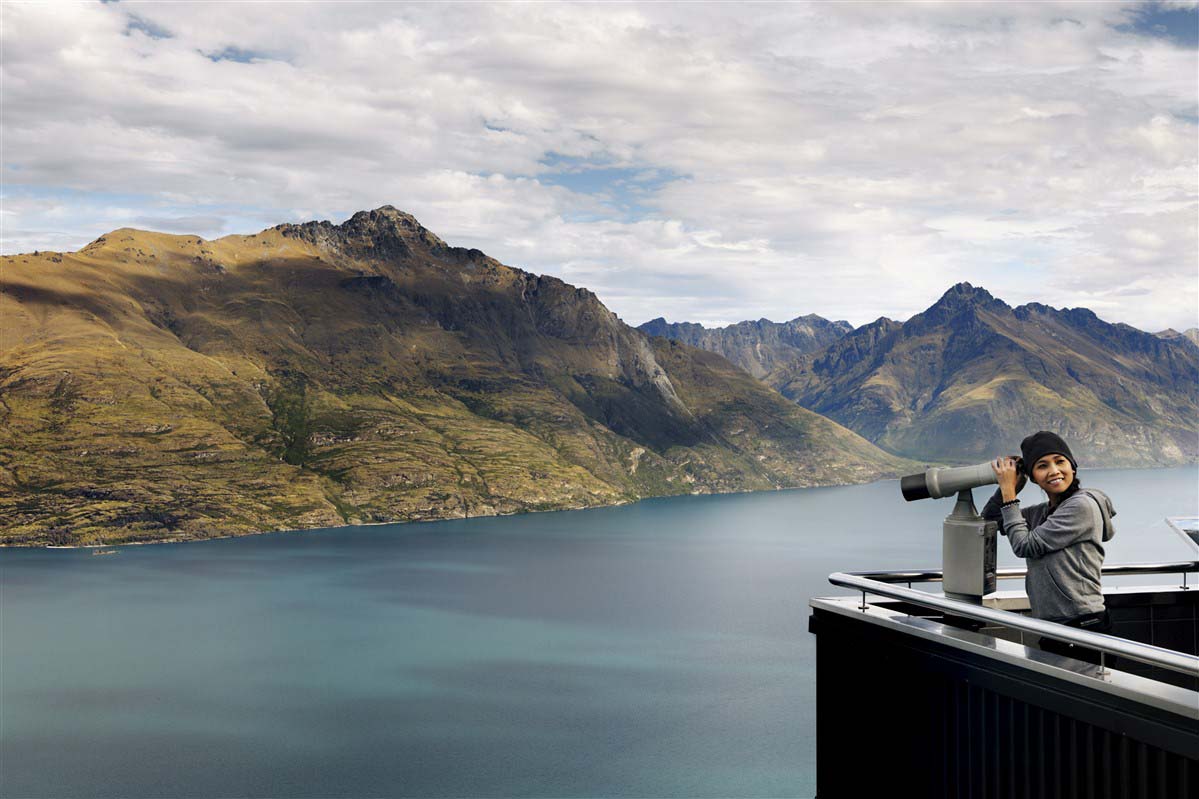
xmin=827 ymin=565 xmax=1199 ymax=679
xmin=850 ymin=560 xmax=1199 ymax=587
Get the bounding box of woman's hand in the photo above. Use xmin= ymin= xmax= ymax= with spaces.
xmin=991 ymin=456 xmax=1024 ymax=502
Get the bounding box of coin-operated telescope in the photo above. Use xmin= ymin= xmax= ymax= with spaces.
xmin=901 ymin=462 xmax=1004 ymax=603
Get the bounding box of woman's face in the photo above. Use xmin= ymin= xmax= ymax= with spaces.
xmin=1031 ymin=453 xmax=1074 ymax=496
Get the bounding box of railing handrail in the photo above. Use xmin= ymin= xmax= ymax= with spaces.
xmin=826 ymin=571 xmax=1199 ymax=678
xmin=850 ymin=560 xmax=1199 ymax=585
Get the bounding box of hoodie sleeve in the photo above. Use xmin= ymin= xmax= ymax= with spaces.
xmin=1000 ymin=494 xmax=1100 ymax=559
xmin=981 ymin=488 xmax=1005 ymax=526
xmin=982 ymin=489 xmax=1040 ymax=537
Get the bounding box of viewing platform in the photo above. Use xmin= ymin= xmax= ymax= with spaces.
xmin=810 ymin=562 xmax=1199 ymax=799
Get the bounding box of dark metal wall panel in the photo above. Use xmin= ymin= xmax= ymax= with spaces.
xmin=811 ymin=609 xmax=1198 ymax=799
xmin=1109 ymin=590 xmax=1199 ymax=692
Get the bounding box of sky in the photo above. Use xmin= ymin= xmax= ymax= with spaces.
xmin=2 ymin=1 xmax=1197 ymax=331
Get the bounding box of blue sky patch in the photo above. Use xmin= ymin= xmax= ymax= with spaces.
xmin=1118 ymin=2 xmax=1198 ymax=47
xmin=124 ymin=14 xmax=173 ymax=40
xmin=535 ymin=154 xmax=685 ymax=221
xmin=203 ymin=46 xmax=276 ymax=64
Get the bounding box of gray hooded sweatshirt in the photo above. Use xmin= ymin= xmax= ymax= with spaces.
xmin=982 ymin=487 xmax=1117 ymax=621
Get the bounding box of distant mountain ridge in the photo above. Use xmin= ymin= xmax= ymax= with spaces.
xmin=769 ymin=283 xmax=1198 ymax=465
xmin=0 ymin=206 xmax=908 ymax=545
xmin=637 ymin=315 xmax=852 ymax=378
xmin=1156 ymin=327 xmax=1199 ymax=348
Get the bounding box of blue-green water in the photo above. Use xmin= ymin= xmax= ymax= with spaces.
xmin=2 ymin=467 xmax=1196 ymax=798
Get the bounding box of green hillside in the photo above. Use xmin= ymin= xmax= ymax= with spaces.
xmin=0 ymin=207 xmax=910 ymax=545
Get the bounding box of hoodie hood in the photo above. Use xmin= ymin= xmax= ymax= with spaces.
xmin=1081 ymin=488 xmax=1117 ymax=542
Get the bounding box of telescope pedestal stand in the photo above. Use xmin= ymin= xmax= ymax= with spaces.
xmin=941 ymin=489 xmax=998 ymax=630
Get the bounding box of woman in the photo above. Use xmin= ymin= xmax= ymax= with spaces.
xmin=982 ymin=431 xmax=1117 ymax=664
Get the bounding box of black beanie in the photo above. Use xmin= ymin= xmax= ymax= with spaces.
xmin=1020 ymin=431 xmax=1077 ymax=476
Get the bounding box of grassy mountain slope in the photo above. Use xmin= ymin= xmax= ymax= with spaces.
xmin=0 ymin=207 xmax=909 ymax=545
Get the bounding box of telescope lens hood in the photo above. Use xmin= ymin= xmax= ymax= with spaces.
xmin=900 ymin=473 xmax=931 ymax=502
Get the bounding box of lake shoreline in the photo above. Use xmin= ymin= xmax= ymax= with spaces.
xmin=5 ymin=472 xmax=895 ymax=549
xmin=11 ymin=461 xmax=1196 ymax=550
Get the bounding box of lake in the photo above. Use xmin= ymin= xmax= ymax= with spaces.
xmin=2 ymin=466 xmax=1196 ymax=797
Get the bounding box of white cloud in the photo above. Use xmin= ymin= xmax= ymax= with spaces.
xmin=1 ymin=1 xmax=1195 ymax=331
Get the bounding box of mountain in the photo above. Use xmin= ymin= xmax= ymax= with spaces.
xmin=770 ymin=283 xmax=1199 ymax=466
xmin=637 ymin=315 xmax=852 ymax=378
xmin=1156 ymin=327 xmax=1199 ymax=348
xmin=0 ymin=207 xmax=909 ymax=546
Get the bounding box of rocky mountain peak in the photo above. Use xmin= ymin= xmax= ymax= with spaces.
xmin=1157 ymin=327 xmax=1199 ymax=348
xmin=785 ymin=315 xmax=854 ymax=336
xmin=276 ymin=206 xmax=449 ymax=260
xmin=909 ymin=282 xmax=1009 ymax=330
xmin=932 ymin=282 xmax=1006 ymax=310
xmin=342 ymin=205 xmax=433 ymax=238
